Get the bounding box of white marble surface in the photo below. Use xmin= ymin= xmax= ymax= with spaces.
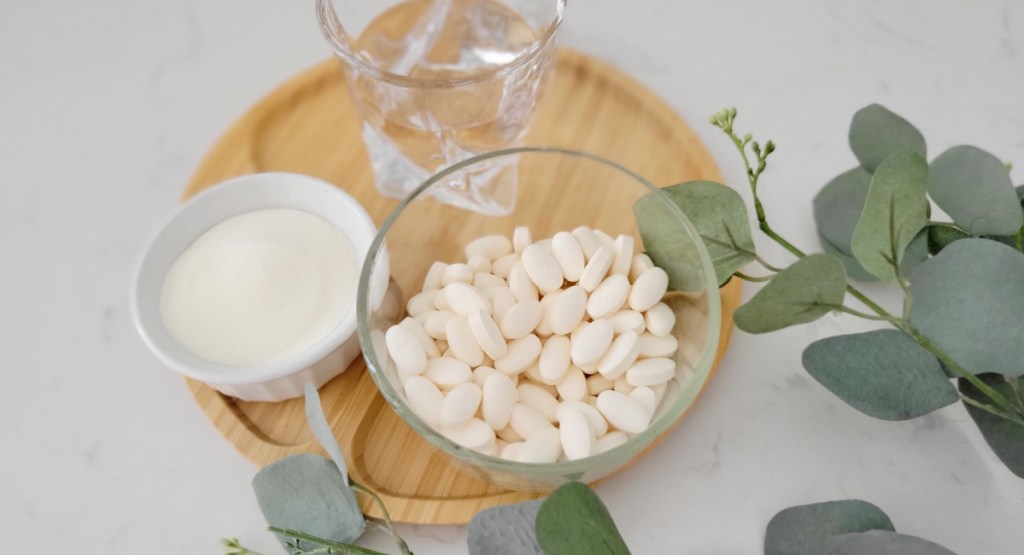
xmin=2 ymin=1 xmax=1022 ymax=553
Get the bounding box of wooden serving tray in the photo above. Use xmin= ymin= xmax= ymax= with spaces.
xmin=183 ymin=49 xmax=742 ymax=525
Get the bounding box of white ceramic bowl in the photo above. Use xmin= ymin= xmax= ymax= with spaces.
xmin=132 ymin=172 xmax=385 ymax=402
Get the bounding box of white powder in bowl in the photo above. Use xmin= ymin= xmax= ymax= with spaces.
xmin=159 ymin=208 xmax=358 ymax=367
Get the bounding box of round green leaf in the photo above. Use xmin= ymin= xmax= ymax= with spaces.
xmin=802 ymin=330 xmax=957 ymax=420
xmin=535 ymin=482 xmax=630 ymax=555
xmin=468 ymin=500 xmax=543 ymax=555
xmin=851 ymin=151 xmax=929 ymax=281
xmin=928 ymin=145 xmax=1023 ymax=236
xmin=826 ymin=530 xmax=957 ymax=555
xmin=765 ymin=499 xmax=894 ymax=555
xmin=959 ymin=374 xmax=1024 ymax=478
xmin=635 ymin=181 xmax=755 ymax=288
xmin=848 ymin=104 xmax=926 ymax=173
xmin=909 ymin=238 xmax=1024 ymax=377
xmin=734 ymin=254 xmax=847 ymax=334
xmin=819 ymin=233 xmax=879 ymax=282
xmin=252 ymin=454 xmax=365 ymax=548
xmin=814 ymin=167 xmax=872 ymax=254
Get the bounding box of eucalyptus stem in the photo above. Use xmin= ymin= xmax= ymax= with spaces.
xmin=960 ymin=395 xmax=1020 ymax=422
xmin=221 ymin=538 xmax=268 ymax=555
xmin=834 ymin=305 xmax=900 ymax=324
xmin=352 ymin=482 xmax=412 ymax=555
xmin=268 ymin=528 xmax=389 ymax=555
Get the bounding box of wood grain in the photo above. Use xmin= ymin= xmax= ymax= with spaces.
xmin=182 ymin=49 xmax=742 ymax=524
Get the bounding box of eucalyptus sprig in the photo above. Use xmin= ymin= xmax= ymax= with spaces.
xmin=638 ymin=104 xmax=1024 ymax=478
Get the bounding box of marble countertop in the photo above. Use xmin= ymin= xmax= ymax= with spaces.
xmin=2 ymin=0 xmax=1022 ymax=553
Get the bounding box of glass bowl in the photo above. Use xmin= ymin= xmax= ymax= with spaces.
xmin=357 ymin=147 xmax=721 ymax=490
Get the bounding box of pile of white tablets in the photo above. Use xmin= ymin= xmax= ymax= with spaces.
xmin=385 ymin=227 xmax=683 ymax=463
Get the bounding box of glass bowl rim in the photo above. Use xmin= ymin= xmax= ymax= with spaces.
xmin=356 ymin=146 xmax=722 ymax=478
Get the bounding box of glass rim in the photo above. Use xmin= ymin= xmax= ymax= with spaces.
xmin=315 ymin=0 xmax=566 ymax=88
xmin=356 ymin=146 xmax=723 ymax=479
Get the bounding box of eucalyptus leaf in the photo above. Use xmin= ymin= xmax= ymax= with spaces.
xmin=959 ymin=374 xmax=1024 ymax=478
xmin=305 ymin=383 xmax=349 ymax=483
xmin=848 ymin=104 xmax=926 ymax=172
xmin=928 ymin=145 xmax=1023 ymax=236
xmin=252 ymin=454 xmax=365 ymax=548
xmin=814 ymin=167 xmax=872 ymax=254
xmin=467 ymin=500 xmax=543 ymax=555
xmin=535 ymin=482 xmax=630 ymax=555
xmin=802 ymin=330 xmax=957 ymax=420
xmin=909 ymin=238 xmax=1024 ymax=377
xmin=851 ymin=151 xmax=929 ymax=281
xmin=764 ymin=499 xmax=894 ymax=555
xmin=819 ymin=233 xmax=879 ymax=282
xmin=635 ymin=181 xmax=754 ymax=288
xmin=926 ymin=224 xmax=970 ymax=255
xmin=733 ymin=254 xmax=847 ymax=334
xmin=825 ymin=530 xmax=958 ymax=555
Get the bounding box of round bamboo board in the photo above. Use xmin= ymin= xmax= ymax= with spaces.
xmin=183 ymin=49 xmax=742 ymax=524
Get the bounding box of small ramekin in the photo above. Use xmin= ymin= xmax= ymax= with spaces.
xmin=132 ymin=172 xmax=386 ymax=402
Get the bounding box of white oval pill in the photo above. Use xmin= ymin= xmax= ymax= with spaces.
xmin=556 ymin=400 xmax=609 ymax=437
xmin=610 ymin=310 xmax=646 ymax=334
xmin=586 ymin=274 xmax=630 ymax=319
xmin=398 ymin=317 xmax=440 ymax=358
xmin=594 ymin=431 xmax=629 ymax=454
xmin=572 ymin=226 xmax=603 ymax=259
xmin=494 ymin=334 xmax=541 ymax=375
xmin=629 ymin=267 xmax=669 ymax=312
xmin=465 ymin=234 xmax=513 ymax=260
xmin=404 ymin=375 xmax=443 ymax=426
xmin=482 ymin=373 xmax=517 ymax=430
xmin=551 ymin=231 xmax=585 ymax=282
xmin=424 ymin=357 xmax=472 ymax=388
xmin=629 ymin=386 xmax=657 ymax=419
xmin=491 ymin=253 xmax=518 ymax=279
xmin=473 ymin=365 xmax=501 ymax=388
xmin=508 ymin=262 xmax=539 ymax=303
xmin=519 ymin=427 xmax=561 ymax=463
xmin=440 ymin=382 xmax=482 ymax=428
xmin=423 ymin=262 xmax=447 ymax=291
xmin=570 ymin=318 xmax=614 ymax=367
xmin=517 ymin=383 xmax=559 ymax=422
xmin=644 ymin=302 xmax=676 ymax=337
xmin=442 ymin=418 xmax=495 ymax=452
xmin=521 ymin=244 xmax=564 ymax=293
xmin=597 ymin=330 xmax=641 ymax=380
xmin=500 ymin=441 xmax=524 ymax=461
xmin=386 ymin=325 xmax=427 ymax=375
xmin=595 ymin=229 xmax=615 ymax=248
xmin=424 ymin=310 xmax=456 ymax=340
xmin=509 ymin=403 xmax=553 ymax=439
xmin=499 ymin=299 xmax=542 ymax=340
xmin=467 ymin=254 xmax=492 ymax=274
xmin=535 ymin=290 xmax=561 ymax=336
xmin=446 ymin=315 xmax=484 ymax=367
xmin=468 ymin=309 xmax=508 ymax=360
xmin=444 ymin=282 xmax=491 ymax=317
xmin=538 ymin=335 xmax=571 ymax=385
xmin=611 ymin=235 xmax=634 ymax=276
xmin=407 ymin=289 xmax=438 ymax=317
xmin=629 ymin=253 xmax=654 ymax=282
xmin=549 ymin=285 xmax=587 ymax=335
xmin=626 ymin=358 xmax=675 ymax=387
xmin=473 ymin=272 xmax=506 ymax=291
xmin=578 ymin=245 xmax=614 ymax=292
xmin=442 ymin=263 xmax=474 ymax=286
xmin=489 ymin=288 xmax=518 ymax=322
xmin=513 ymin=226 xmax=532 ymax=254
xmin=596 ymin=390 xmax=650 ymax=434
xmin=556 ymin=366 xmax=587 ymax=402
xmin=559 ymin=409 xmax=593 ymax=460
xmin=637 ymin=333 xmax=679 ymax=358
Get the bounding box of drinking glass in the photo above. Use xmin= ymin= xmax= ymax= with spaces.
xmin=316 ymin=0 xmax=566 ymax=215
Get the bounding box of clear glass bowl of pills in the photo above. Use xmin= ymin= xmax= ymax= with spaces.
xmin=357 ymin=147 xmax=721 ymax=490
